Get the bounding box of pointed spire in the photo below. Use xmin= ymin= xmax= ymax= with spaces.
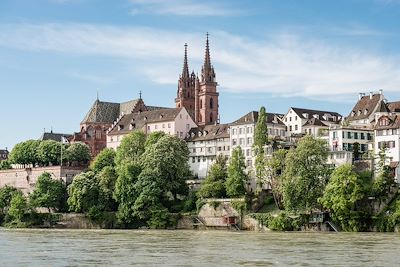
xmin=182 ymin=43 xmax=190 ymax=79
xmin=201 ymin=32 xmax=215 ymax=83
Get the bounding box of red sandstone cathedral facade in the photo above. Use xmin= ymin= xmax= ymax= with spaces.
xmin=175 ymin=33 xmax=219 ymax=126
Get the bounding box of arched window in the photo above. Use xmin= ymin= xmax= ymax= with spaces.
xmin=178 ymin=103 xmax=180 ymax=108
xmin=200 ymin=100 xmax=203 ymax=109
xmin=210 ymin=98 xmax=214 ymax=109
xmin=199 ymin=113 xmax=202 ymax=122
xmin=187 ymin=91 xmax=190 ymax=98
xmin=210 ymin=113 xmax=213 ymax=122
xmin=87 ymin=126 xmax=94 ymax=139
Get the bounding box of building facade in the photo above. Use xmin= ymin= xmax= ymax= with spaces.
xmin=106 ymin=107 xmax=197 ymax=149
xmin=0 ymin=149 xmax=9 ymax=161
xmin=186 ymin=124 xmax=230 ymax=179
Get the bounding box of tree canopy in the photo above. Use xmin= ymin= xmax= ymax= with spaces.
xmin=30 ymin=172 xmax=66 ymax=212
xmin=226 ymin=146 xmax=248 ymax=197
xmin=197 ymin=154 xmax=228 ymax=199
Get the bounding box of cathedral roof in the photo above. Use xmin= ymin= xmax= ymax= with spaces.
xmin=81 ymin=99 xmax=143 ymax=124
xmin=107 ymin=108 xmax=183 ymax=136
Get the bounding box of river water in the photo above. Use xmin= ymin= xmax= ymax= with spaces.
xmin=0 ymin=229 xmax=399 ymax=266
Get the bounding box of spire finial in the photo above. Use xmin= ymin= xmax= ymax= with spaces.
xmin=181 ymin=43 xmax=189 ymax=79
xmin=139 ymin=90 xmax=142 ymax=100
xmin=201 ymin=32 xmax=214 ymax=83
xmin=96 ymin=90 xmax=99 ymax=101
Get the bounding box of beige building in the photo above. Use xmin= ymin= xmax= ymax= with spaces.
xmin=106 ymin=107 xmax=197 ymax=149
xmin=186 ymin=124 xmax=230 ymax=179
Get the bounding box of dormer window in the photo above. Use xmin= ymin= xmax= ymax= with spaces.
xmin=351 ymin=111 xmax=355 ymax=117
xmin=160 ymin=114 xmax=164 ymax=119
xmin=129 ymin=123 xmax=135 ymax=130
xmin=379 ymin=118 xmax=390 ymax=126
xmin=118 ymin=125 xmax=124 ymax=131
xmin=357 ymin=110 xmax=361 ymax=116
xmin=303 ymin=113 xmax=309 ymax=119
xmin=364 ymin=109 xmax=368 ymax=115
xmin=313 ymin=114 xmax=319 ymax=119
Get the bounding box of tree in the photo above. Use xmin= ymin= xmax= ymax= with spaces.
xmin=114 ymin=161 xmax=142 ymax=224
xmin=254 ymin=106 xmax=269 ymax=191
xmin=226 ymin=147 xmax=248 ymax=197
xmin=144 ymin=131 xmax=166 ymax=149
xmin=90 ymin=148 xmax=116 ymax=174
xmin=0 ymin=159 xmax=11 ymax=170
xmin=67 ymin=171 xmax=101 ymax=213
xmin=8 ymin=140 xmax=41 ymax=166
xmin=0 ymin=186 xmax=18 ymax=214
xmin=66 ymin=143 xmax=91 ymax=164
xmin=197 ymin=154 xmax=228 ymax=199
xmin=115 ymin=131 xmax=146 ymax=165
xmin=266 ymin=149 xmax=288 ymax=209
xmin=319 ymin=164 xmax=367 ymax=231
xmin=30 ymin=172 xmax=65 ymax=212
xmin=353 ymin=142 xmax=360 ymax=161
xmin=96 ymin=166 xmax=118 ymax=211
xmin=7 ymin=191 xmax=28 ymax=222
xmin=37 ymin=140 xmax=62 ymax=166
xmin=281 ymin=135 xmax=329 ymax=212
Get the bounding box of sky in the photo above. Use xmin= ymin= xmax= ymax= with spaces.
xmin=1 ymin=0 xmax=400 ymax=150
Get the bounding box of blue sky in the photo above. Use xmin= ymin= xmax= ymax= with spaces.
xmin=1 ymin=0 xmax=400 ymax=149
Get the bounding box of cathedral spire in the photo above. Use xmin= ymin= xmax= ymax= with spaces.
xmin=182 ymin=43 xmax=190 ymax=79
xmin=201 ymin=32 xmax=215 ymax=84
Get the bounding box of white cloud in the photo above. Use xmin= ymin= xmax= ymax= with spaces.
xmin=0 ymin=23 xmax=399 ymax=100
xmin=129 ymin=0 xmax=242 ymax=16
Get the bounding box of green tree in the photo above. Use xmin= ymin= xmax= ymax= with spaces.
xmin=352 ymin=142 xmax=360 ymax=161
xmin=114 ymin=161 xmax=142 ymax=224
xmin=281 ymin=135 xmax=329 ymax=212
xmin=197 ymin=154 xmax=228 ymax=199
xmin=254 ymin=106 xmax=269 ymax=191
xmin=319 ymin=164 xmax=367 ymax=231
xmin=144 ymin=131 xmax=166 ymax=149
xmin=9 ymin=140 xmax=41 ymax=166
xmin=115 ymin=131 xmax=146 ymax=165
xmin=67 ymin=171 xmax=101 ymax=213
xmin=266 ymin=149 xmax=288 ymax=209
xmin=226 ymin=146 xmax=248 ymax=197
xmin=7 ymin=191 xmax=28 ymax=222
xmin=90 ymin=148 xmax=116 ymax=174
xmin=66 ymin=142 xmax=91 ymax=164
xmin=97 ymin=166 xmax=118 ymax=211
xmin=0 ymin=186 xmax=18 ymax=214
xmin=0 ymin=159 xmax=11 ymax=170
xmin=37 ymin=140 xmax=62 ymax=166
xmin=30 ymin=172 xmax=66 ymax=212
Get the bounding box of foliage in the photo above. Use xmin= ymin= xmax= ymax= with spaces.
xmin=66 ymin=142 xmax=91 ymax=163
xmin=90 ymin=148 xmax=116 ymax=174
xmin=250 ymin=212 xmax=305 ymax=231
xmin=144 ymin=131 xmax=166 ymax=149
xmin=254 ymin=106 xmax=269 ymax=190
xmin=37 ymin=140 xmax=62 ymax=166
xmin=67 ymin=171 xmax=103 ymax=213
xmin=0 ymin=159 xmax=11 ymax=170
xmin=8 ymin=140 xmax=41 ymax=166
xmin=30 ymin=172 xmax=66 ymax=212
xmin=0 ymin=186 xmax=19 ymax=214
xmin=226 ymin=147 xmax=248 ymax=197
xmin=374 ymin=197 xmax=400 ymax=232
xmin=7 ymin=191 xmax=28 ymax=223
xmin=97 ymin=166 xmax=118 ymax=211
xmin=281 ymin=135 xmax=330 ymax=212
xmin=352 ymin=142 xmax=360 ymax=161
xmin=197 ymin=154 xmax=228 ymax=199
xmin=266 ymin=149 xmax=287 ymax=209
xmin=115 ymin=131 xmax=146 ymax=166
xmin=319 ymin=164 xmax=367 ymax=231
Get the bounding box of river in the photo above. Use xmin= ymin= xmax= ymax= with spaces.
xmin=0 ymin=229 xmax=398 ymax=266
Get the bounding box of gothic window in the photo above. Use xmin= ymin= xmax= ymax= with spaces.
xmin=178 ymin=104 xmax=180 ymax=108
xmin=210 ymin=98 xmax=214 ymax=109
xmin=200 ymin=100 xmax=203 ymax=109
xmin=87 ymin=126 xmax=94 ymax=139
xmin=210 ymin=113 xmax=213 ymax=122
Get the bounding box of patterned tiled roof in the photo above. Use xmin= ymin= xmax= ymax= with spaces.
xmin=107 ymin=108 xmax=183 ymax=136
xmin=186 ymin=124 xmax=229 ymax=141
xmin=82 ymin=99 xmax=145 ymax=124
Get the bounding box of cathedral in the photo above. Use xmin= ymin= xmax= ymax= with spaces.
xmin=175 ymin=33 xmax=219 ymax=126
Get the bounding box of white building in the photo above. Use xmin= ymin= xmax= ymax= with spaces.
xmin=283 ymin=107 xmax=342 ymax=136
xmin=106 ymin=107 xmax=197 ymax=149
xmin=186 ymin=124 xmax=230 ymax=179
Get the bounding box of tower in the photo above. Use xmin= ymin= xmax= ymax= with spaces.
xmin=175 ymin=43 xmax=196 ymax=118
xmin=196 ymin=33 xmax=219 ymax=126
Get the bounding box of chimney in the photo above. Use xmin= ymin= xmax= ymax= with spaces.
xmin=369 ymin=92 xmax=373 ymax=99
xmin=379 ymin=89 xmax=383 ymax=95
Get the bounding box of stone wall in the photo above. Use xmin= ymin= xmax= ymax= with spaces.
xmin=198 ymin=200 xmax=241 ymax=228
xmin=0 ymin=166 xmax=85 ymax=194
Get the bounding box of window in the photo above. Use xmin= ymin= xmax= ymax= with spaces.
xmin=162 ymin=124 xmax=165 ymax=128
xmin=96 ymin=131 xmax=101 ymax=139
xmin=347 ymin=132 xmax=352 ymax=139
xmin=289 ymin=126 xmax=292 ymax=131
xmin=354 ymin=132 xmax=358 ymax=139
xmin=246 ymin=159 xmax=252 ymax=167
xmin=295 ymin=116 xmax=298 ymax=121
xmin=239 ymin=138 xmax=244 ymax=145
xmin=210 ymin=98 xmax=214 ymax=109
xmin=192 ymin=157 xmax=195 ymax=163
xmin=186 ymin=124 xmax=190 ymax=130
xmin=197 ymin=157 xmax=201 ymax=163
xmin=208 ymin=147 xmax=212 ymax=153
xmin=168 ymin=123 xmax=171 ymax=128
xmin=203 ymin=157 xmax=206 ymax=162
xmin=247 ymin=137 xmax=252 ymax=145
xmin=246 ymin=149 xmax=251 ymax=157
xmin=367 ymin=133 xmax=372 ymax=140
xmin=247 ymin=127 xmax=250 ymax=134
xmin=332 ymin=131 xmax=337 ymax=139
xmin=147 ymin=126 xmax=150 ymax=131
xmin=200 ymin=100 xmax=203 ymax=109
xmin=289 ymin=117 xmax=292 ymax=122
xmin=295 ymin=125 xmax=298 ymax=131
xmin=239 ymin=128 xmax=243 ymax=134
xmin=155 ymin=125 xmax=158 ymax=130
xmin=232 ymin=139 xmax=237 ymax=146
xmin=192 ymin=148 xmax=196 ymax=153
xmin=360 ymin=133 xmax=365 ymax=140
xmin=210 ymin=113 xmax=213 ymax=122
